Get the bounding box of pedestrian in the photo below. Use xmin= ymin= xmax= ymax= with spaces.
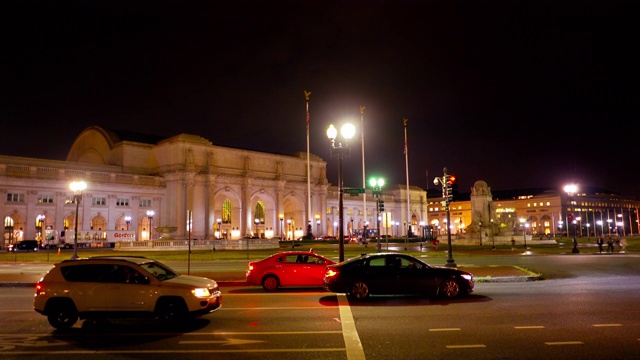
xmin=607 ymin=237 xmax=614 ymax=253
xmin=620 ymin=238 xmax=627 ymax=253
xmin=432 ymin=239 xmax=439 ymax=250
xmin=597 ymin=237 xmax=604 ymax=253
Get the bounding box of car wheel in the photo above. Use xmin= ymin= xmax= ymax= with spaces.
xmin=47 ymin=301 xmax=78 ymax=330
xmin=262 ymin=275 xmax=279 ymax=291
xmin=349 ymin=281 xmax=370 ymax=300
xmin=156 ymin=298 xmax=188 ymax=323
xmin=439 ymin=279 xmax=461 ymax=299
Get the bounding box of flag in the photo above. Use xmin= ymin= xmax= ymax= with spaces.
xmin=403 ymin=118 xmax=408 ymax=155
xmin=304 ymin=90 xmax=311 ymax=136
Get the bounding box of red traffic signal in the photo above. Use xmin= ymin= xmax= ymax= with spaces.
xmin=568 ymin=214 xmax=574 ymax=221
xmin=448 ymin=175 xmax=456 ymax=184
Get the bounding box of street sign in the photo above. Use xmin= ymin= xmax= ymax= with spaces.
xmin=344 ymin=188 xmax=365 ymax=196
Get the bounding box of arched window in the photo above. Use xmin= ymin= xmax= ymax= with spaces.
xmin=222 ymin=199 xmax=232 ymax=224
xmin=254 ymin=200 xmax=265 ymax=224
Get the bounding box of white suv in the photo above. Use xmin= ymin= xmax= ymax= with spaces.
xmin=34 ymin=256 xmax=222 ymax=329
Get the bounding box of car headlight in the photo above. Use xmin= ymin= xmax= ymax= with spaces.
xmin=192 ymin=288 xmax=212 ymax=297
xmin=461 ymin=274 xmax=473 ymax=281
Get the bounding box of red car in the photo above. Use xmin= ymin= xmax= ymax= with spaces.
xmin=246 ymin=250 xmax=336 ymax=291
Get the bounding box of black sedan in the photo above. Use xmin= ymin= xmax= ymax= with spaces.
xmin=323 ymin=253 xmax=474 ymax=300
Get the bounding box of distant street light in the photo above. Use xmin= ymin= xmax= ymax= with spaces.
xmin=69 ymin=181 xmax=87 ymax=260
xmin=146 ymin=210 xmax=155 ymax=240
xmin=38 ymin=214 xmax=48 ymax=261
xmin=564 ymin=184 xmax=579 ymax=253
xmin=490 ymin=218 xmax=495 ymax=250
xmin=520 ymin=218 xmax=528 ymax=249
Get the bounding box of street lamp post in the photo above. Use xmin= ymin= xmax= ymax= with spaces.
xmin=369 ymin=177 xmax=384 ymax=252
xmin=327 ymin=122 xmax=356 ymax=262
xmin=125 ymin=216 xmax=131 ymax=231
xmin=350 ymin=218 xmax=354 ymax=240
xmin=434 ymin=167 xmax=457 ymax=268
xmin=37 ymin=214 xmax=45 ymax=243
xmin=564 ymin=184 xmax=579 ymax=253
xmin=69 ymin=181 xmax=87 ymax=260
xmin=520 ymin=218 xmax=528 ymax=249
xmin=395 ymin=221 xmax=399 ymax=237
xmin=146 ymin=210 xmax=155 ymax=240
xmin=253 ymin=218 xmax=259 ymax=256
xmin=279 ymin=214 xmax=284 ymax=240
xmin=287 ymin=219 xmax=292 ymax=240
xmin=217 ymin=218 xmax=222 ymax=239
xmin=38 ymin=214 xmax=48 ymax=261
xmin=490 ymin=218 xmax=495 ymax=249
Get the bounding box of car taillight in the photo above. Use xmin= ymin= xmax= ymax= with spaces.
xmin=248 ymin=264 xmax=255 ymax=271
xmin=325 ymin=268 xmax=338 ymax=278
xmin=35 ymin=282 xmax=43 ymax=296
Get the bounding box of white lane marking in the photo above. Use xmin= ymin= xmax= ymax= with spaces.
xmin=337 ymin=294 xmax=366 ymax=360
xmin=592 ymin=323 xmax=622 ymax=327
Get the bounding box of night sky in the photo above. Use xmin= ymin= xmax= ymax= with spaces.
xmin=4 ymin=0 xmax=640 ymax=197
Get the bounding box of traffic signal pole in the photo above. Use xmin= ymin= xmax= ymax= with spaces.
xmin=434 ymin=167 xmax=457 ymax=268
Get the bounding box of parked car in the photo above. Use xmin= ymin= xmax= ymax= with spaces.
xmin=34 ymin=256 xmax=222 ymax=329
xmin=7 ymin=240 xmax=40 ymax=252
xmin=323 ymin=253 xmax=474 ymax=300
xmin=246 ymin=250 xmax=336 ymax=291
xmin=317 ymin=235 xmax=336 ymax=240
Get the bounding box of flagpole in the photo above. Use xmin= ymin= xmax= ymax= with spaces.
xmin=360 ymin=105 xmax=366 ymax=242
xmin=404 ymin=118 xmax=410 ymax=250
xmin=425 ymin=170 xmax=429 ymax=225
xmin=305 ymin=90 xmax=313 ymax=239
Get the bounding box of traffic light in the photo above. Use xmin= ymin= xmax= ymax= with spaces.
xmin=445 ymin=174 xmax=454 ymax=202
xmin=568 ymin=214 xmax=574 ymax=221
xmin=377 ymin=199 xmax=385 ymax=212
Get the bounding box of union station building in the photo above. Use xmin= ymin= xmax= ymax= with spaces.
xmin=2 ymin=125 xmax=639 ymax=249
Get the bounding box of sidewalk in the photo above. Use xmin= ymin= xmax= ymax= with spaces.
xmin=0 ymin=265 xmax=541 ymax=287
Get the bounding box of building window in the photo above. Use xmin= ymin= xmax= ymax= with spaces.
xmin=38 ymin=194 xmax=54 ymax=204
xmin=139 ymin=199 xmax=152 ymax=207
xmin=116 ymin=198 xmax=130 ymax=207
xmin=92 ymin=197 xmax=107 ymax=206
xmin=222 ymin=199 xmax=232 ymax=224
xmin=7 ymin=193 xmax=24 ymax=202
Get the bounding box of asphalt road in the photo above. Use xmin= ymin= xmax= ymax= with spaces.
xmin=1 ymin=253 xmax=638 ymax=359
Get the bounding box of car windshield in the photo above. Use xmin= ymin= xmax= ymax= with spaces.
xmin=139 ymin=261 xmax=178 ymax=281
